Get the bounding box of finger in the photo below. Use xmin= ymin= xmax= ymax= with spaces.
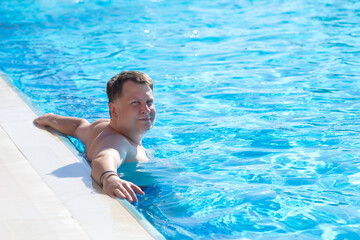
xmin=33 ymin=117 xmax=47 ymax=126
xmin=33 ymin=118 xmax=42 ymax=125
xmin=119 ymin=186 xmax=134 ymax=202
xmin=114 ymin=188 xmax=126 ymax=200
xmin=131 ymin=184 xmax=145 ymax=196
xmin=123 ymin=185 xmax=138 ymax=202
xmin=108 ymin=190 xmax=117 ymax=199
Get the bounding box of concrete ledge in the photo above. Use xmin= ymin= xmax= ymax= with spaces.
xmin=0 ymin=75 xmax=163 ymax=240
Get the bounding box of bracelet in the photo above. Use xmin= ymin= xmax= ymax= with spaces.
xmin=104 ymin=173 xmax=119 ymax=182
xmin=101 ymin=173 xmax=119 ymax=188
xmin=99 ymin=170 xmax=117 ymax=187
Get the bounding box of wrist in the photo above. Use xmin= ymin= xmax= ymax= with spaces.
xmin=99 ymin=170 xmax=118 ymax=187
xmin=103 ymin=173 xmax=119 ymax=185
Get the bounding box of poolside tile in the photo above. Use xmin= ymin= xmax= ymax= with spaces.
xmin=0 ymin=126 xmax=90 ymax=240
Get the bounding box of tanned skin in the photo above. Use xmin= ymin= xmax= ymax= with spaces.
xmin=34 ymin=81 xmax=156 ymax=202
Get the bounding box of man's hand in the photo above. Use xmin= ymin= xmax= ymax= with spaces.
xmin=33 ymin=113 xmax=54 ymax=127
xmin=102 ymin=175 xmax=145 ymax=202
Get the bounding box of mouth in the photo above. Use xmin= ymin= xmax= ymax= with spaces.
xmin=138 ymin=117 xmax=152 ymax=121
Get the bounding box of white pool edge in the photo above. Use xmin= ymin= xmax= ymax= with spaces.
xmin=0 ymin=73 xmax=165 ymax=240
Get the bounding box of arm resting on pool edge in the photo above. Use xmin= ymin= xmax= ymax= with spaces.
xmin=86 ymin=129 xmax=145 ymax=202
xmin=33 ymin=113 xmax=144 ymax=202
xmin=33 ymin=113 xmax=90 ymax=145
xmin=90 ymin=148 xmax=145 ymax=202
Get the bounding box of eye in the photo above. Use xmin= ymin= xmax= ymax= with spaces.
xmin=146 ymin=100 xmax=154 ymax=106
xmin=131 ymin=101 xmax=140 ymax=106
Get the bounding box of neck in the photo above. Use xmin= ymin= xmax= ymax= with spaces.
xmin=109 ymin=121 xmax=143 ymax=146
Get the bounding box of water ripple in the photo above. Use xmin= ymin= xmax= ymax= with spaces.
xmin=2 ymin=0 xmax=360 ymax=239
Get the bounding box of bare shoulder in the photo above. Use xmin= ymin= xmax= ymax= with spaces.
xmin=89 ymin=119 xmax=110 ymax=128
xmin=75 ymin=118 xmax=109 ymax=145
xmin=86 ymin=119 xmax=111 ymax=143
xmin=92 ymin=119 xmax=110 ymax=124
xmin=85 ymin=121 xmax=131 ymax=160
xmin=97 ymin=125 xmax=130 ymax=147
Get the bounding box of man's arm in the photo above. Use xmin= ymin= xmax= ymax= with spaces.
xmin=33 ymin=113 xmax=90 ymax=145
xmin=91 ymin=147 xmax=145 ymax=202
xmin=34 ymin=113 xmax=144 ymax=202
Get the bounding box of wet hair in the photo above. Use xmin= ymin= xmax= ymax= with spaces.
xmin=106 ymin=70 xmax=153 ymax=103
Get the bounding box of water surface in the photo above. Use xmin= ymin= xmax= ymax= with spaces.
xmin=1 ymin=0 xmax=360 ymax=239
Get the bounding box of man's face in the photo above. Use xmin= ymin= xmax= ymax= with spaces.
xmin=110 ymin=81 xmax=156 ymax=134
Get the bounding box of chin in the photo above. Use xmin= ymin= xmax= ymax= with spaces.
xmin=144 ymin=124 xmax=154 ymax=131
xmin=137 ymin=122 xmax=154 ymax=132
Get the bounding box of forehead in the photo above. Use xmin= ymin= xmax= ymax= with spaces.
xmin=119 ymin=81 xmax=153 ymax=100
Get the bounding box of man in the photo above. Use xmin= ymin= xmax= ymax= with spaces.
xmin=33 ymin=71 xmax=156 ymax=202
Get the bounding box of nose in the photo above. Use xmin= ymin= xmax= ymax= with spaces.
xmin=141 ymin=102 xmax=151 ymax=114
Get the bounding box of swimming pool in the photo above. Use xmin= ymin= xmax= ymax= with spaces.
xmin=2 ymin=0 xmax=360 ymax=239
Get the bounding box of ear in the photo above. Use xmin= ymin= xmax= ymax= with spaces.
xmin=109 ymin=102 xmax=118 ymax=118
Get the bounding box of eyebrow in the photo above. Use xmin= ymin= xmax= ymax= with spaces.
xmin=128 ymin=96 xmax=154 ymax=102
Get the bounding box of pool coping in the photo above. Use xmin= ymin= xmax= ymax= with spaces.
xmin=0 ymin=73 xmax=164 ymax=240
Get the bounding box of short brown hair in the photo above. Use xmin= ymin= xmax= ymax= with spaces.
xmin=106 ymin=71 xmax=153 ymax=103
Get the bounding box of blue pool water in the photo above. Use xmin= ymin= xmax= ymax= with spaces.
xmin=2 ymin=0 xmax=360 ymax=239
